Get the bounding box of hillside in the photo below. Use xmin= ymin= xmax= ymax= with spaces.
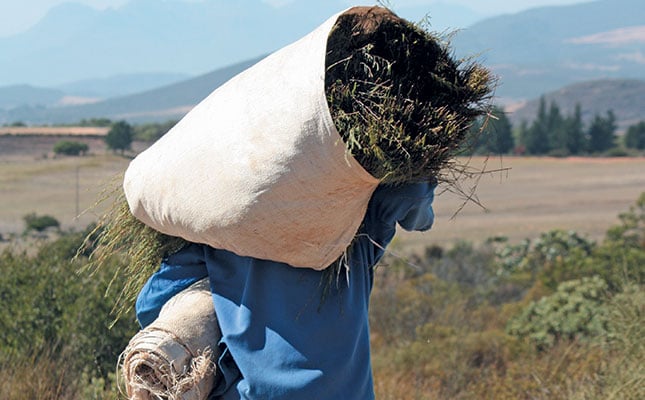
xmin=0 ymin=57 xmax=263 ymax=125
xmin=507 ymin=79 xmax=645 ymax=131
xmin=2 ymin=0 xmax=645 ymax=125
xmin=453 ymin=0 xmax=645 ymax=99
xmin=0 ymin=0 xmax=483 ymax=89
xmin=0 ymin=73 xmax=191 ymax=110
xmin=55 ymin=72 xmax=190 ymax=98
xmin=0 ymin=85 xmax=64 ymax=109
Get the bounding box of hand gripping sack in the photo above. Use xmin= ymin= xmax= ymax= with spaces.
xmin=123 ymin=10 xmax=380 ymax=270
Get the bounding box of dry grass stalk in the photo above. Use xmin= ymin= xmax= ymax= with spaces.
xmin=78 ymin=183 xmax=187 ymax=322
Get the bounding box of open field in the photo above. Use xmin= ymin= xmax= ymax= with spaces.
xmin=0 ymin=126 xmax=109 ymax=136
xmin=1 ymin=135 xmax=644 ymax=250
xmin=0 ymin=136 xmax=146 ymax=237
xmin=403 ymin=156 xmax=645 ymax=249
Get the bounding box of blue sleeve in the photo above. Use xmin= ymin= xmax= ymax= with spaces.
xmin=368 ymin=182 xmax=436 ymax=233
xmin=135 ymin=243 xmax=209 ymax=327
xmin=349 ymin=181 xmax=436 ymax=271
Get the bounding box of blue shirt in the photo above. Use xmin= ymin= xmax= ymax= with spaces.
xmin=136 ymin=182 xmax=436 ymax=400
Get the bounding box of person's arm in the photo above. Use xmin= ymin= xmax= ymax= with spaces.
xmin=135 ymin=243 xmax=208 ymax=327
xmin=350 ymin=181 xmax=436 ymax=273
xmin=368 ymin=181 xmax=436 ymax=233
xmin=394 ymin=183 xmax=436 ymax=232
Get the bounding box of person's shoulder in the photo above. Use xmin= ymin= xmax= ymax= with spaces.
xmin=371 ymin=182 xmax=435 ymax=208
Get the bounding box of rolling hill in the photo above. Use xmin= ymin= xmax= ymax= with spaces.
xmin=0 ymin=57 xmax=263 ymax=125
xmin=453 ymin=0 xmax=645 ymax=99
xmin=2 ymin=0 xmax=645 ymax=126
xmin=0 ymin=72 xmax=191 ymax=110
xmin=0 ymin=0 xmax=482 ymax=89
xmin=0 ymin=85 xmax=64 ymax=109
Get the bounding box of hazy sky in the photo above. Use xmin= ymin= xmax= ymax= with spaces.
xmin=0 ymin=0 xmax=592 ymax=38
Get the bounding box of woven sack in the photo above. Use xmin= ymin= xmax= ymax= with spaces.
xmin=123 ymin=9 xmax=379 ymax=270
xmin=121 ymin=279 xmax=220 ymax=400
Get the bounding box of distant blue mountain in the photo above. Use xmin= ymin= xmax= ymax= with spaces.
xmin=55 ymin=72 xmax=191 ymax=98
xmin=0 ymin=0 xmax=482 ymax=88
xmin=0 ymin=85 xmax=64 ymax=109
xmin=2 ymin=0 xmax=644 ymax=125
xmin=453 ymin=0 xmax=645 ymax=99
xmin=0 ymin=57 xmax=263 ymax=124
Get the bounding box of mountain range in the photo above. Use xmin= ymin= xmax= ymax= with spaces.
xmin=452 ymin=0 xmax=645 ymax=100
xmin=0 ymin=0 xmax=481 ymax=89
xmin=0 ymin=0 xmax=644 ymax=126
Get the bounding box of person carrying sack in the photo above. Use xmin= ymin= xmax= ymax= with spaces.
xmin=111 ymin=6 xmax=493 ymax=399
xmin=135 ymin=181 xmax=436 ymax=399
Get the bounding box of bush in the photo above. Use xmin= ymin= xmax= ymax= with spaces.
xmin=496 ymin=229 xmax=596 ymax=291
xmin=53 ymin=140 xmax=89 ymax=156
xmin=507 ymin=276 xmax=609 ymax=350
xmin=603 ymin=146 xmax=631 ymax=157
xmin=0 ymin=230 xmax=138 ymax=394
xmin=23 ymin=213 xmax=60 ymax=233
xmin=606 ymin=192 xmax=645 ymax=247
xmin=78 ymin=118 xmax=112 ymax=127
xmin=133 ymin=120 xmax=178 ymax=142
xmin=433 ymin=240 xmax=498 ymax=287
xmin=547 ymin=147 xmax=570 ymax=158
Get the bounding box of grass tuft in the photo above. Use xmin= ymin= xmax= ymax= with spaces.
xmin=325 ymin=6 xmax=495 ymax=185
xmin=77 ymin=183 xmax=187 ymax=322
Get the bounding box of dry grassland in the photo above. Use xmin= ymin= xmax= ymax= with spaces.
xmin=1 ymin=136 xmax=644 ymax=251
xmin=0 ymin=126 xmax=109 ymax=136
xmin=402 ymin=156 xmax=645 ymax=249
xmin=0 ymin=136 xmax=146 ymax=237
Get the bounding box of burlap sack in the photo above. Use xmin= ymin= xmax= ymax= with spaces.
xmin=123 ymin=9 xmax=380 ymax=270
xmin=121 ymin=279 xmax=220 ymax=400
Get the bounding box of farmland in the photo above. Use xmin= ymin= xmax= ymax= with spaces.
xmin=1 ymin=134 xmax=644 ymax=248
xmin=0 ymin=126 xmax=109 ymax=136
xmin=413 ymin=156 xmax=645 ymax=247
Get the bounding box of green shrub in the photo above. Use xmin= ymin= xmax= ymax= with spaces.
xmin=498 ymin=230 xmax=594 ymax=274
xmin=23 ymin=212 xmax=60 ymax=233
xmin=133 ymin=120 xmax=178 ymax=142
xmin=53 ymin=140 xmax=89 ymax=156
xmin=78 ymin=118 xmax=112 ymax=127
xmin=606 ymin=192 xmax=645 ymax=247
xmin=507 ymin=276 xmax=609 ymax=350
xmin=603 ymin=146 xmax=631 ymax=157
xmin=0 ymin=230 xmax=138 ymax=392
xmin=547 ymin=147 xmax=570 ymax=158
xmin=434 ymin=240 xmax=498 ymax=287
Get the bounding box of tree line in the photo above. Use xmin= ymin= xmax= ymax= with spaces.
xmin=51 ymin=119 xmax=178 ymax=156
xmin=32 ymin=104 xmax=645 ymax=158
xmin=469 ymin=97 xmax=645 ymax=156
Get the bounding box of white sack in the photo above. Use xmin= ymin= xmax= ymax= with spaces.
xmin=123 ymin=10 xmax=379 ymax=269
xmin=122 ymin=279 xmax=220 ymax=400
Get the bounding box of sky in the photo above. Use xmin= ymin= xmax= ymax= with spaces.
xmin=0 ymin=0 xmax=592 ymax=38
